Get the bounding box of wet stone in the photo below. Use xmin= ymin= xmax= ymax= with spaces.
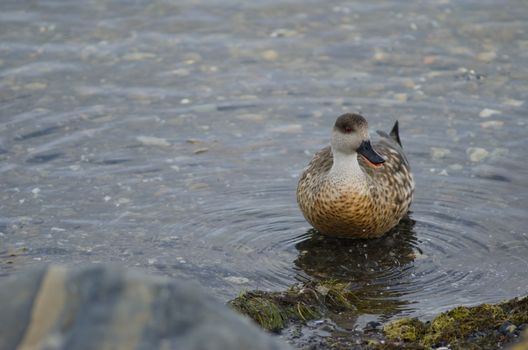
xmin=499 ymin=321 xmax=517 ymax=336
xmin=364 ymin=321 xmax=382 ymax=332
xmin=269 ymin=124 xmax=302 ymax=133
xmin=193 ymin=147 xmax=209 ymax=154
xmin=448 ymin=164 xmax=464 ymax=171
xmin=0 ymin=265 xmax=290 ymax=350
xmin=122 ymin=52 xmax=157 ymax=61
xmin=467 ymin=147 xmax=489 ymax=162
xmin=136 ymin=136 xmax=171 ymax=147
xmin=188 ymin=182 xmax=209 ymax=190
xmin=479 ymin=108 xmax=501 ymax=118
xmin=477 ymin=51 xmax=497 ymax=62
xmin=393 ymin=93 xmax=408 ymax=102
xmin=430 ymin=147 xmax=451 ymax=160
xmin=261 ymin=50 xmax=279 ymax=61
xmin=480 ymin=120 xmax=504 ymax=129
xmin=191 ymin=104 xmax=216 ymax=113
xmin=270 ymin=29 xmax=298 ymax=38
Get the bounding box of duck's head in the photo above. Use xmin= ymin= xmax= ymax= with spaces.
xmin=331 ymin=113 xmax=385 ymax=166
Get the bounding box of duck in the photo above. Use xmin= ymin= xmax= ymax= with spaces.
xmin=296 ymin=113 xmax=414 ymax=238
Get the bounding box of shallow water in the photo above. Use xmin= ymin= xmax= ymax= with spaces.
xmin=1 ymin=0 xmax=527 ymax=327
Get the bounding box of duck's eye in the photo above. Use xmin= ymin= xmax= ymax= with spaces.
xmin=344 ymin=126 xmax=352 ymax=133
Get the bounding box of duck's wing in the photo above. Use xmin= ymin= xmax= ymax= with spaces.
xmin=358 ymin=124 xmax=414 ymax=215
xmin=297 ymin=146 xmax=333 ymax=198
xmin=300 ymin=145 xmax=333 ymax=176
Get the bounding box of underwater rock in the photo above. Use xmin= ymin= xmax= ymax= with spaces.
xmin=477 ymin=51 xmax=497 ymax=62
xmin=136 ymin=135 xmax=171 ymax=147
xmin=122 ymin=52 xmax=157 ymax=61
xmin=229 ymin=280 xmax=358 ymax=332
xmin=261 ymin=50 xmax=279 ymax=61
xmin=467 ymin=147 xmax=489 ymax=162
xmin=431 ymin=147 xmax=451 ymax=160
xmin=0 ymin=265 xmax=290 ymax=350
xmin=479 ymin=108 xmax=502 ymax=118
xmin=481 ymin=120 xmax=504 ymax=129
xmin=500 ymin=321 xmax=517 ymax=336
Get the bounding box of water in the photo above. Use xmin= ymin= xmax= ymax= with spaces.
xmin=1 ymin=0 xmax=527 ymax=327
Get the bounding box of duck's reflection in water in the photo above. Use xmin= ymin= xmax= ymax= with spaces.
xmin=293 ymin=216 xmax=419 ymax=319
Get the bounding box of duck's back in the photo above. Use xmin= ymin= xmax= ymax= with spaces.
xmin=296 ymin=124 xmax=414 ymax=238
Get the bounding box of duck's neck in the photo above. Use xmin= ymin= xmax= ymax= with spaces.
xmin=329 ymin=148 xmax=367 ymax=188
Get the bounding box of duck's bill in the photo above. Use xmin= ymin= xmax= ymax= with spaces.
xmin=357 ymin=140 xmax=385 ymax=166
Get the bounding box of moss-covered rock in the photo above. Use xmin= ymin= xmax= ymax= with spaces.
xmin=503 ymin=296 xmax=528 ymax=325
xmin=229 ymin=280 xmax=357 ymax=332
xmin=229 ymin=279 xmax=527 ymax=349
xmin=423 ymin=304 xmax=505 ymax=347
xmin=382 ymin=297 xmax=528 ymax=349
xmin=383 ymin=318 xmax=427 ymax=342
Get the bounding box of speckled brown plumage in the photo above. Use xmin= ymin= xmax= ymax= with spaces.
xmin=297 ymin=116 xmax=414 ymax=238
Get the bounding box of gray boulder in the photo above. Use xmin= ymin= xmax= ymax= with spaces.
xmin=0 ymin=265 xmax=290 ymax=350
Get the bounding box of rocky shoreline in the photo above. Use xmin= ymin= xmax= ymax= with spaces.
xmin=229 ymin=279 xmax=528 ymax=349
xmin=1 ymin=265 xmax=526 ymax=349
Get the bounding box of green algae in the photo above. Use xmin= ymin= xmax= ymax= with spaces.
xmin=230 ymin=294 xmax=290 ymax=332
xmin=230 ymin=278 xmax=418 ymax=333
xmin=229 ymin=279 xmax=527 ymax=349
xmin=383 ymin=318 xmax=427 ymax=342
xmin=228 ymin=280 xmax=357 ymax=332
xmin=422 ymin=304 xmax=505 ymax=346
xmin=503 ymin=296 xmax=528 ymax=325
xmin=382 ymin=296 xmax=528 ymax=349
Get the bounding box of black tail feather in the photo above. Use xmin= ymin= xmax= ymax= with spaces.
xmin=390 ymin=120 xmax=402 ymax=147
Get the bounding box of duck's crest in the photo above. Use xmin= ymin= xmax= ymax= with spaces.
xmin=390 ymin=121 xmax=402 ymax=147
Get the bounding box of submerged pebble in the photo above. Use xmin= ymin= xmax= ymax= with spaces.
xmin=136 ymin=136 xmax=171 ymax=147
xmin=269 ymin=124 xmax=302 ymax=133
xmin=188 ymin=182 xmax=209 ymax=190
xmin=224 ymin=276 xmax=250 ymax=285
xmin=393 ymin=93 xmax=408 ymax=102
xmin=270 ymin=28 xmax=298 ymax=37
xmin=467 ymin=147 xmax=489 ymax=162
xmin=193 ymin=147 xmax=209 ymax=154
xmin=123 ymin=52 xmax=156 ymax=61
xmin=499 ymin=321 xmax=517 ymax=336
xmin=448 ymin=164 xmax=464 ymax=171
xmin=479 ymin=108 xmax=501 ymax=118
xmin=477 ymin=51 xmax=497 ymax=62
xmin=430 ymin=147 xmax=451 ymax=160
xmin=260 ymin=50 xmax=279 ymax=61
xmin=480 ymin=120 xmax=504 ymax=129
